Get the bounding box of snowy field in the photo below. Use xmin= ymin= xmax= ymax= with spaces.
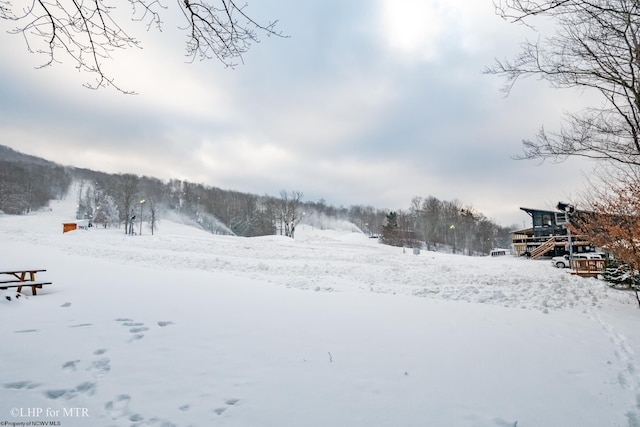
xmin=2 ymin=196 xmax=640 ymax=427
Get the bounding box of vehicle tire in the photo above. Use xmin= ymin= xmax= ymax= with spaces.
xmin=555 ymin=262 xmax=566 ymax=268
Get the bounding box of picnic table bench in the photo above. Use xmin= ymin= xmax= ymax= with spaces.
xmin=0 ymin=269 xmax=52 ymax=295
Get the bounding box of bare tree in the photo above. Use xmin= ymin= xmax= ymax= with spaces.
xmin=113 ymin=173 xmax=139 ymax=234
xmin=487 ymin=0 xmax=640 ymax=166
xmin=574 ymin=164 xmax=640 ymax=302
xmin=277 ymin=190 xmax=303 ymax=237
xmin=146 ymin=197 xmax=158 ymax=235
xmin=1 ymin=0 xmax=283 ymax=93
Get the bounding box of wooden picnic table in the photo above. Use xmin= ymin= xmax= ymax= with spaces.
xmin=0 ymin=269 xmax=52 ymax=295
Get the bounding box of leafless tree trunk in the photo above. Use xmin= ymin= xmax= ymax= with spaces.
xmin=278 ymin=190 xmax=303 ymax=237
xmin=114 ymin=173 xmax=139 ymax=235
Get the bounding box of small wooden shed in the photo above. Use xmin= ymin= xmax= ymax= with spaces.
xmin=62 ymin=220 xmax=89 ymax=233
xmin=62 ymin=222 xmax=77 ymax=233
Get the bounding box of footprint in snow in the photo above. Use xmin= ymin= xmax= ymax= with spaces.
xmin=44 ymin=382 xmax=97 ymax=400
xmin=88 ymin=358 xmax=111 ymax=378
xmin=129 ymin=413 xmax=144 ymax=422
xmin=214 ymin=398 xmax=240 ymax=415
xmin=62 ymin=360 xmax=80 ymax=372
xmin=128 ymin=334 xmax=145 ymax=343
xmin=68 ymin=323 xmax=93 ymax=328
xmin=44 ymin=389 xmax=69 ymax=400
xmin=114 ymin=319 xmax=150 ymax=342
xmin=105 ymin=394 xmax=132 ymax=420
xmin=3 ymin=381 xmax=41 ymax=390
xmin=123 ymin=322 xmax=144 ymax=327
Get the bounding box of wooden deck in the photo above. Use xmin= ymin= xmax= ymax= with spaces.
xmin=512 ymin=234 xmax=591 ymax=258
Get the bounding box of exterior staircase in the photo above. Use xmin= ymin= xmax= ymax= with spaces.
xmin=530 ymin=237 xmax=557 ymax=259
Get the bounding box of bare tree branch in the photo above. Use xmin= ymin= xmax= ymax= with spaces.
xmin=487 ymin=0 xmax=640 ymax=165
xmin=0 ymin=0 xmax=284 ymax=93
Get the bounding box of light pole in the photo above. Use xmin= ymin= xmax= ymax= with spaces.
xmin=450 ymin=224 xmax=456 ymax=254
xmin=139 ymin=199 xmax=146 ymax=236
xmin=95 ymin=206 xmax=101 ymax=228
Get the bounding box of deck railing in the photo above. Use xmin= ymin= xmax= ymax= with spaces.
xmin=512 ymin=234 xmax=590 ymax=257
xmin=570 ymin=259 xmax=605 ymax=278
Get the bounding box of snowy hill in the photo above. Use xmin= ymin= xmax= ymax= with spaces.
xmin=2 ymin=195 xmax=640 ymax=426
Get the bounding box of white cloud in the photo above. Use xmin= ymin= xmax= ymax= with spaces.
xmin=378 ymin=0 xmax=450 ymax=60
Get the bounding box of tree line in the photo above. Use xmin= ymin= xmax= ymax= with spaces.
xmin=0 ymin=159 xmax=71 ymax=215
xmin=0 ymin=145 xmax=513 ymax=254
xmin=67 ymin=171 xmax=515 ymax=255
xmin=380 ymin=197 xmax=513 ymax=255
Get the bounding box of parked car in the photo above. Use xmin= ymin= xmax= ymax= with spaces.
xmin=551 ymin=253 xmax=604 ymax=268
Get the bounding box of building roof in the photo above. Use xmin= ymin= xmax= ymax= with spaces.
xmin=520 ymin=207 xmax=558 ymax=215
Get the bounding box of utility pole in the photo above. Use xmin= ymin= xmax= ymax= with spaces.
xmin=557 ymin=202 xmax=576 ymax=264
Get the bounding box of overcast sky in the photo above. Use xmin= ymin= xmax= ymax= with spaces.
xmin=0 ymin=0 xmax=598 ymax=227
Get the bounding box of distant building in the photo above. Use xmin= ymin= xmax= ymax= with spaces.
xmin=512 ymin=207 xmax=595 ymax=258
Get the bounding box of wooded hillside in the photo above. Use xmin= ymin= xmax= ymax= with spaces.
xmin=0 ymin=145 xmax=514 ymax=254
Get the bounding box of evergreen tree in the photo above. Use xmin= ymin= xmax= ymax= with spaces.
xmin=381 ymin=211 xmax=401 ymax=247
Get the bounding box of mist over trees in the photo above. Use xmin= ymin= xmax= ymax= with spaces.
xmin=0 ymin=145 xmax=513 ymax=254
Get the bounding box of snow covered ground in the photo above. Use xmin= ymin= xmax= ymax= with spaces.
xmin=2 ymin=195 xmax=640 ymax=427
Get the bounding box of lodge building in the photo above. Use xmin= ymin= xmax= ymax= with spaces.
xmin=512 ymin=207 xmax=595 ymax=259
